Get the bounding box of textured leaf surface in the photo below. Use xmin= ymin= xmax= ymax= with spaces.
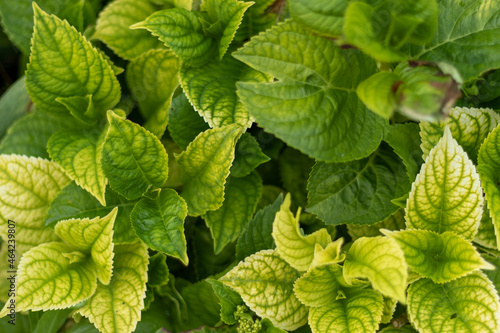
xmin=95 ymin=0 xmax=163 ymax=60
xmin=220 ymin=250 xmax=308 ymax=330
xmin=235 ymin=0 xmax=275 ymax=41
xmin=48 ymin=130 xmax=107 ymax=205
xmin=308 ymin=289 xmax=383 ymax=333
xmin=347 ymin=209 xmax=405 ymax=241
xmin=0 ymin=155 xmax=70 ymax=254
xmin=407 ymin=128 xmax=483 ymax=239
xmin=27 ymin=5 xmax=120 ymax=117
xmin=384 ymin=123 xmax=423 ymax=181
xmin=308 ymin=144 xmax=410 ymax=226
xmin=231 ymin=133 xmax=270 ymax=178
xmin=279 ymin=148 xmax=314 ymax=208
xmin=205 ymin=172 xmax=262 ymax=254
xmin=176 ymin=124 xmax=241 ymax=216
xmin=102 ymin=111 xmax=168 ymax=200
xmin=131 ymin=189 xmax=188 ymax=265
xmin=288 ymin=0 xmax=346 ymax=37
xmin=272 ymin=194 xmax=331 ymax=271
xmin=344 ymin=236 xmax=407 ymax=302
xmin=407 ymin=272 xmax=500 ymax=333
xmin=207 ymin=278 xmax=243 ymax=325
xmin=55 ymin=208 xmax=117 ymax=285
xmin=474 ymin=206 xmax=497 ymax=249
xmin=181 ymin=280 xmax=221 ymax=327
xmin=383 ymin=229 xmax=493 ymax=283
xmin=235 ymin=20 xmax=387 ymax=163
xmin=77 ymin=242 xmax=149 ymax=333
xmin=357 ymin=71 xmax=400 ymax=119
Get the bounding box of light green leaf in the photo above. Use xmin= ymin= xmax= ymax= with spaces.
xmin=409 ymin=0 xmax=500 ymax=81
xmin=48 ymin=129 xmax=107 ymax=206
xmin=0 ymin=77 xmax=31 ymax=139
xmin=56 ymin=95 xmax=98 ymax=125
xmin=272 ymin=194 xmax=331 ymax=272
xmin=347 ymin=209 xmax=406 ymax=241
xmin=220 ymin=249 xmax=308 ymax=330
xmin=0 ymin=155 xmax=71 ymax=254
xmin=384 ymin=123 xmax=423 ymax=182
xmin=235 ymin=20 xmax=387 ymax=163
xmin=344 ymin=236 xmax=407 ymax=302
xmin=311 ymin=238 xmax=346 ymax=267
xmin=482 ymin=255 xmax=500 ymax=294
xmin=357 ymin=71 xmax=400 ymax=119
xmin=126 ymin=49 xmax=180 ymax=138
xmin=420 ymin=107 xmax=500 ymax=163
xmin=381 ymin=296 xmax=398 ymax=324
xmin=131 ymin=188 xmax=189 ymax=265
xmin=406 ymin=127 xmax=483 ymax=239
xmin=0 ymin=242 xmax=97 ymax=316
xmin=176 ymin=124 xmax=242 ymax=216
xmin=474 ymin=206 xmax=497 ymax=249
xmin=77 ymin=242 xmax=149 ymax=333
xmin=230 ymin=133 xmax=270 ymax=178
xmin=308 ymin=143 xmax=410 ymax=226
xmin=407 ymin=271 xmax=500 ymax=333
xmin=288 ymin=0 xmax=346 ymax=38
xmin=206 ymin=278 xmax=243 ymax=325
xmin=27 ymin=4 xmax=120 ymax=117
xmin=55 ymin=208 xmax=117 ymax=285
xmin=383 ymin=229 xmax=493 ymax=283
xmin=205 ymin=172 xmax=262 ymax=254
xmin=94 ymin=0 xmax=163 ymax=60
xmin=308 ymin=289 xmax=384 ymax=333
xmin=101 ymin=110 xmax=169 ymax=200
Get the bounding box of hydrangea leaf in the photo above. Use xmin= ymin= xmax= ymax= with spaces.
xmin=131 ymin=188 xmax=189 ymax=265
xmin=474 ymin=206 xmax=497 ymax=249
xmin=344 ymin=236 xmax=407 ymax=303
xmin=101 ymin=110 xmax=169 ymax=200
xmin=482 ymin=255 xmax=500 ymax=293
xmin=407 ymin=271 xmax=500 ymax=333
xmin=383 ymin=229 xmax=493 ymax=284
xmin=381 ymin=296 xmax=397 ymax=324
xmin=220 ymin=249 xmax=308 ymax=330
xmin=205 ymin=172 xmax=262 ymax=254
xmin=0 ymin=77 xmax=31 ymax=139
xmin=176 ymin=124 xmax=242 ymax=216
xmin=0 ymin=155 xmax=71 ymax=254
xmin=347 ymin=209 xmax=405 ymax=241
xmin=55 ymin=208 xmax=117 ymax=285
xmin=308 ymin=289 xmax=384 ymax=333
xmin=147 ymin=253 xmax=169 ymax=287
xmin=26 ymin=4 xmax=120 ymax=118
xmin=311 ymin=238 xmax=346 ymax=267
xmin=180 ymin=53 xmax=271 ymax=129
xmin=180 ymin=281 xmax=222 ymax=328
xmin=230 ymin=133 xmax=270 ymax=178
xmin=236 ymin=193 xmax=283 ymax=261
xmin=357 ymin=71 xmax=400 ymax=119
xmin=384 ymin=123 xmax=423 ymax=182
xmin=308 ymin=143 xmax=410 ymax=226
xmin=288 ymin=0 xmax=346 ymax=38
xmin=279 ymin=148 xmax=314 ymax=208
xmin=272 ymin=194 xmax=331 ymax=272
xmin=408 ymin=0 xmax=500 ymax=81
xmin=206 ymin=278 xmax=243 ymax=325
xmin=0 ymin=242 xmax=97 ymax=317
xmin=420 ymin=107 xmax=500 ymax=163
xmin=47 ymin=129 xmax=107 ymax=206
xmin=407 ymin=127 xmax=483 ymax=239
xmin=56 ymin=95 xmax=98 ymax=125
xmin=77 ymin=242 xmax=149 ymax=333
xmin=235 ymin=0 xmax=275 ymax=41
xmin=126 ymin=49 xmax=180 ymax=138
xmin=94 ymin=0 xmax=163 ymax=60
xmin=234 ymin=20 xmax=387 ymax=163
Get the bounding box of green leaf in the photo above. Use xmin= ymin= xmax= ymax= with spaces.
xmin=0 ymin=77 xmax=31 ymax=139
xmin=384 ymin=123 xmax=423 ymax=182
xmin=231 ymin=133 xmax=270 ymax=178
xmin=344 ymin=236 xmax=407 ymax=302
xmin=101 ymin=110 xmax=169 ymax=200
xmin=220 ymin=249 xmax=308 ymax=330
xmin=420 ymin=107 xmax=500 ymax=163
xmin=131 ymin=188 xmax=189 ymax=265
xmin=181 ymin=280 xmax=222 ymax=328
xmin=205 ymin=172 xmax=262 ymax=254
xmin=94 ymin=0 xmax=163 ymax=60
xmin=32 ymin=309 xmax=73 ymax=333
xmin=0 ymin=242 xmax=97 ymax=316
xmin=311 ymin=238 xmax=347 ymax=267
xmin=308 ymin=143 xmax=410 ymax=226
xmin=47 ymin=129 xmax=107 ymax=205
xmin=147 ymin=253 xmax=169 ymax=287
xmin=308 ymin=289 xmax=384 ymax=333
xmin=27 ymin=4 xmax=120 ymax=117
xmin=126 ymin=49 xmax=180 ymax=138
xmin=234 ymin=0 xmax=275 ymax=41
xmin=383 ymin=229 xmax=493 ymax=283
xmin=56 ymin=95 xmax=98 ymax=125
xmin=288 ymin=0 xmax=346 ymax=38
xmin=347 ymin=209 xmax=405 ymax=241
xmin=279 ymin=147 xmax=314 ymax=208
xmin=77 ymin=242 xmax=149 ymax=333
xmin=176 ymin=124 xmax=242 ymax=216
xmin=407 ymin=271 xmax=500 ymax=333
xmin=380 ymin=296 xmax=397 ymax=324
xmin=0 ymin=155 xmax=71 ymax=254
xmin=236 ymin=193 xmax=283 ymax=261
xmin=235 ymin=21 xmax=387 ymax=163
xmin=482 ymin=255 xmax=500 ymax=294
xmin=55 ymin=208 xmax=117 ymax=285
xmin=409 ymin=0 xmax=500 ymax=81
xmin=475 ymin=206 xmax=497 ymax=249
xmin=206 ymin=278 xmax=243 ymax=325
xmin=272 ymin=194 xmax=331 ymax=272
xmin=379 ymin=325 xmax=418 ymax=333
xmin=357 ymin=71 xmax=400 ymax=119
xmin=406 ymin=127 xmax=483 ymax=240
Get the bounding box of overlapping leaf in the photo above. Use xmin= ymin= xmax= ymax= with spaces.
xmin=231 ymin=133 xmax=270 ymax=178
xmin=288 ymin=0 xmax=346 ymax=38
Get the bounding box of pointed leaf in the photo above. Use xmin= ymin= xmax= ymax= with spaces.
xmin=407 ymin=128 xmax=483 ymax=239
xmin=176 ymin=124 xmax=242 ymax=216
xmin=206 ymin=278 xmax=243 ymax=325
xmin=131 ymin=188 xmax=189 ymax=265
xmin=474 ymin=206 xmax=497 ymax=249
xmin=234 ymin=0 xmax=275 ymax=41
xmin=231 ymin=133 xmax=270 ymax=178
xmin=288 ymin=0 xmax=346 ymax=38
xmin=147 ymin=253 xmax=169 ymax=287
xmin=102 ymin=110 xmax=169 ymax=200
xmin=384 ymin=123 xmax=423 ymax=181
xmin=344 ymin=236 xmax=407 ymax=302
xmin=77 ymin=242 xmax=149 ymax=333
xmin=220 ymin=250 xmax=308 ymax=330
xmin=0 ymin=77 xmax=31 ymax=139
xmin=27 ymin=4 xmax=120 ymax=117
xmin=357 ymin=71 xmax=400 ymax=119
xmin=56 ymin=95 xmax=98 ymax=125
xmin=407 ymin=271 xmax=500 ymax=333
